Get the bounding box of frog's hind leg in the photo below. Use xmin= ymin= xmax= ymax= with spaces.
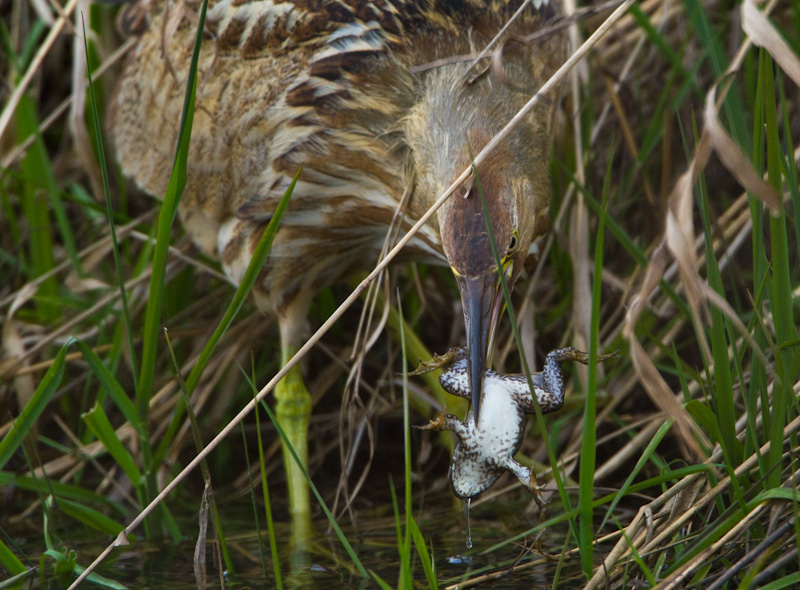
xmin=517 ymin=348 xmax=617 ymax=414
xmin=536 ymin=347 xmax=578 ymax=412
xmin=510 ymin=347 xmax=577 ymax=415
xmin=504 ymin=458 xmax=547 ymax=508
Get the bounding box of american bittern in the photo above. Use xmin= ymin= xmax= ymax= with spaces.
xmin=111 ymin=0 xmax=564 ymax=540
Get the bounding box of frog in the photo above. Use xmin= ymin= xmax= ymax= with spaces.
xmin=414 ymin=346 xmax=612 ymax=501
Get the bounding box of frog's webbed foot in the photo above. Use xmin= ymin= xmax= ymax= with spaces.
xmin=414 ymin=409 xmax=448 ymax=431
xmin=547 ymin=348 xmax=617 ymax=366
xmin=409 ymin=347 xmax=464 ymax=376
xmin=504 ymin=459 xmax=548 ymax=508
xmin=526 ymin=466 xmax=548 ymax=509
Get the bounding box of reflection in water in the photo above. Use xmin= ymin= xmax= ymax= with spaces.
xmin=447 ymin=554 xmax=473 ymax=565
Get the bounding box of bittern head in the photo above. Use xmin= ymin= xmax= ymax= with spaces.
xmin=440 ymin=146 xmax=549 ymax=423
xmin=404 ymin=38 xmax=556 ymax=422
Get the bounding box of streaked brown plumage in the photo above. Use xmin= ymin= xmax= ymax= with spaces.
xmin=111 ymin=0 xmax=564 ymax=539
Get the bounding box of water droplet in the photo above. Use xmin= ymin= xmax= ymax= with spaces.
xmin=462 ymin=498 xmax=472 ymax=549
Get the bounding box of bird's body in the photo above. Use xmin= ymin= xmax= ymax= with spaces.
xmin=112 ymin=0 xmax=561 ymax=314
xmin=111 ymin=0 xmax=564 ymax=543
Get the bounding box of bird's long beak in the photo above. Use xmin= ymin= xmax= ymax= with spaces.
xmin=455 ymin=271 xmax=503 ymax=423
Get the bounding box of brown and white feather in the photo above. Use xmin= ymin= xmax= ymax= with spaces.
xmin=111 ymin=0 xmax=564 ymax=321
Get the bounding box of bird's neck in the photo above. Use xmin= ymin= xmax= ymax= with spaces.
xmin=406 ymin=67 xmax=492 ymax=195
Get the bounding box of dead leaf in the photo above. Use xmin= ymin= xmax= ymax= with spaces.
xmin=3 ymin=320 xmax=34 ymax=407
xmin=194 ymin=478 xmax=210 ymax=590
xmin=742 ymin=0 xmax=800 ymax=88
xmin=627 ymin=326 xmax=710 ymax=461
xmin=625 ymin=242 xmax=710 ymax=461
xmin=65 ymin=273 xmax=109 ymax=294
xmin=8 ymin=282 xmax=38 ymax=319
xmin=705 ymin=87 xmax=782 ymax=213
xmin=627 ymin=242 xmax=670 ymax=328
xmin=114 ymin=531 xmax=130 ymax=547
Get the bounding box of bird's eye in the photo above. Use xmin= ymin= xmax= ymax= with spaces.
xmin=507 ymin=230 xmax=519 ymax=255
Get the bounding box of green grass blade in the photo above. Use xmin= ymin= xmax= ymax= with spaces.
xmin=616 ymin=520 xmax=657 ymax=587
xmin=0 ymin=473 xmax=126 ymax=512
xmin=370 ymin=571 xmax=395 ymax=590
xmin=628 ymin=4 xmax=698 ymax=96
xmin=397 ymin=292 xmax=413 ymax=589
xmin=485 ymin=464 xmax=711 ymax=554
xmin=137 ymin=0 xmax=209 ymax=419
xmin=82 ymin=18 xmax=139 ymax=393
xmin=162 ymin=331 xmax=227 ymax=550
xmin=0 ymin=537 xmax=27 ymax=576
xmin=471 ymin=159 xmax=577 ymax=544
xmin=683 ymin=0 xmax=749 ymax=145
xmin=258 ymin=398 xmax=369 ymax=578
xmin=132 ymin=0 xmax=209 ymax=526
xmin=0 ymin=340 xmax=70 ymax=471
xmin=0 ymin=567 xmax=36 ymax=589
xmin=74 ymin=341 xmax=141 ymax=439
xmin=696 ymin=171 xmax=745 ymax=505
xmin=253 ymin=363 xmax=282 ymax=589
xmin=240 ymin=424 xmax=265 ymax=575
xmin=57 ymin=499 xmax=126 ymax=537
xmin=577 ymin=151 xmax=610 ymax=577
xmin=600 ymin=420 xmax=673 ymax=531
xmin=685 ymin=401 xmax=723 ymax=446
xmin=185 ymin=169 xmax=299 ymax=396
xmin=158 ymin=503 xmax=182 ymax=544
xmin=409 ymin=516 xmax=437 ymax=590
xmin=14 ymin=92 xmax=75 ymax=321
xmin=0 ymin=471 xmax=127 ymax=515
xmin=756 ymin=573 xmax=800 ymax=590
xmin=71 ymin=563 xmax=128 ymax=590
xmin=386 ymin=302 xmax=467 ymax=421
xmin=81 ymin=403 xmax=143 ymax=487
xmin=41 ymin=549 xmax=76 ymax=579
xmin=762 ymin=51 xmax=799 ymax=490
xmin=388 ymin=476 xmax=405 ymax=566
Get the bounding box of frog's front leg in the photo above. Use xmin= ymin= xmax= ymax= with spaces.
xmin=437 ymin=348 xmax=471 ymax=401
xmin=409 ymin=347 xmax=471 ymax=401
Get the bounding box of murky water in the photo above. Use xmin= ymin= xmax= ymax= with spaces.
xmin=10 ymin=484 xmax=592 ymax=590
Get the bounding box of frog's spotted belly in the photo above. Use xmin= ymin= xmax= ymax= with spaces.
xmin=450 ymin=436 xmax=519 ymax=498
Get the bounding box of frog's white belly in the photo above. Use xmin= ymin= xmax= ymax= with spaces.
xmin=472 ymin=379 xmax=526 ymax=458
xmin=449 ymin=378 xmax=527 ymax=498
